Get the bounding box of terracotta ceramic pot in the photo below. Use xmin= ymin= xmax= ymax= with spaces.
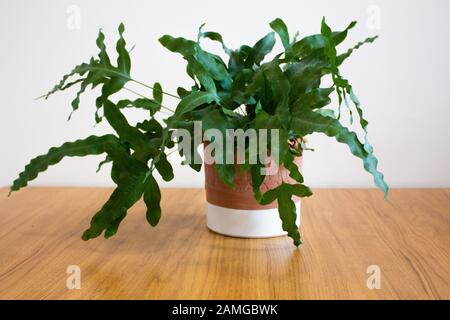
xmin=204 ymin=156 xmax=303 ymax=238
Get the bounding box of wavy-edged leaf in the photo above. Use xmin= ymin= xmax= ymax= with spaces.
xmin=278 ymin=186 xmax=301 ymax=245
xmin=228 ymin=45 xmax=252 ymax=76
xmin=10 ymin=135 xmax=120 ymax=193
xmin=320 ymin=18 xmax=372 ymax=134
xmin=104 ymin=213 xmax=127 ymax=238
xmin=103 ymin=100 xmax=151 ymax=152
xmin=278 ymin=183 xmax=312 ymax=246
xmin=200 ymin=31 xmax=231 ymax=55
xmin=154 ymin=153 xmax=174 ymax=182
xmin=159 ymin=34 xmax=230 ymax=92
xmin=144 ymin=174 xmax=162 ymax=227
xmin=198 ymin=28 xmax=232 ymax=55
xmin=42 ymin=25 xmax=132 ymax=122
xmin=247 ymin=32 xmax=276 ymax=66
xmin=291 ymin=111 xmax=388 ymax=197
xmin=337 ymin=36 xmax=378 ymax=66
xmin=283 ymin=150 xmax=304 ymax=183
xmin=195 ymin=46 xmax=232 ymax=90
xmin=187 ymin=57 xmax=217 ymax=92
xmin=245 ymin=69 xmax=273 ymax=113
xmin=94 ymin=24 xmax=132 ymax=119
xmin=285 ymin=56 xmax=329 ymax=102
xmin=259 ymin=185 xmax=280 ymax=205
xmin=42 ymin=62 xmax=92 ymax=100
xmin=159 ymin=35 xmax=196 ymax=56
xmin=82 ymin=163 xmax=148 ymax=240
xmin=286 ymin=34 xmax=328 ymax=59
xmin=104 ymin=100 xmax=163 ymax=187
xmin=288 ymin=182 xmax=313 ymax=198
xmin=270 ymin=18 xmax=290 ymax=50
xmin=84 ymin=139 xmax=150 ymax=240
xmin=316 ymin=108 xmax=336 ymax=118
xmin=321 ymin=17 xmax=343 ymax=104
xmin=245 ymin=59 xmax=289 ymax=120
xmin=278 ymin=184 xmax=300 ymax=246
xmin=333 ymin=21 xmax=357 ymax=45
xmin=177 ymin=87 xmax=190 ymax=98
xmin=96 ymin=155 xmax=112 ymax=173
xmin=117 ymin=98 xmax=160 ymax=115
xmin=263 ymin=62 xmax=291 ymax=126
xmin=152 ymin=82 xmax=163 ymax=104
xmin=96 ymin=28 xmax=111 ymax=65
xmin=116 ymin=23 xmax=131 ymax=74
xmin=259 ymin=182 xmax=312 ymax=245
xmin=174 ymin=90 xmax=219 ymax=116
xmin=286 ymin=20 xmax=356 ymax=59
xmin=348 ymin=88 xmax=368 ymax=133
xmin=291 ymin=87 xmax=334 ymax=113
xmin=137 ymin=118 xmax=163 ymax=135
xmin=202 ymin=110 xmax=238 ymax=189
xmin=201 ymin=108 xmax=233 ymax=134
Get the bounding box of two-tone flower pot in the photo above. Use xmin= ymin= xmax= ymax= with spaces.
xmin=204 ymin=158 xmax=302 ymax=238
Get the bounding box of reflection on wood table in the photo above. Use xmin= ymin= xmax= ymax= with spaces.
xmin=0 ymin=187 xmax=448 ymax=299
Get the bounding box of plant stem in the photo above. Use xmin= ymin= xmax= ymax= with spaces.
xmin=165 ymin=149 xmax=178 ymax=158
xmin=131 ymin=79 xmax=181 ymax=100
xmin=123 ymin=87 xmax=175 ymax=113
xmin=87 ymin=66 xmax=181 ymax=100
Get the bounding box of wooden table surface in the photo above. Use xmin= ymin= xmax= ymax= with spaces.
xmin=0 ymin=187 xmax=448 ymax=300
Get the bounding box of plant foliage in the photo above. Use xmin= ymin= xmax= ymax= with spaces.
xmin=11 ymin=18 xmax=388 ymax=246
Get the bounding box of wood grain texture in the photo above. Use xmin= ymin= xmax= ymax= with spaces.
xmin=0 ymin=187 xmax=448 ymax=300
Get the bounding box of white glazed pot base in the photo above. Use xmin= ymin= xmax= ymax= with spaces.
xmin=206 ymin=202 xmax=300 ymax=238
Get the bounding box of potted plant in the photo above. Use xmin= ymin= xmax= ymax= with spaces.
xmin=10 ymin=18 xmax=388 ymax=246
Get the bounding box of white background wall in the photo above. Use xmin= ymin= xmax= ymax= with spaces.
xmin=1 ymin=0 xmax=449 ymax=189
